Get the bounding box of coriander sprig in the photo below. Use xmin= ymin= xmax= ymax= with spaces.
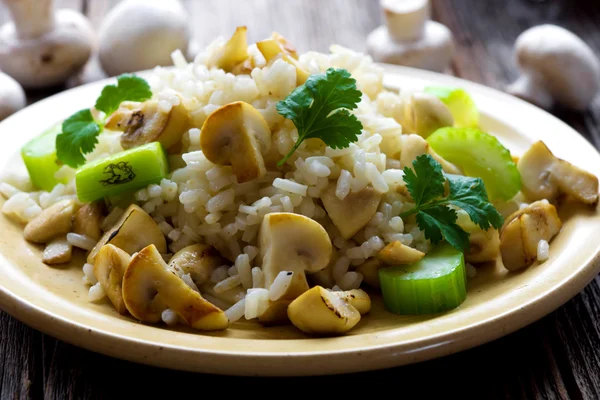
xmin=275 ymin=68 xmax=363 ymax=166
xmin=400 ymin=154 xmax=504 ymax=252
xmin=56 ymin=74 xmax=152 ymax=168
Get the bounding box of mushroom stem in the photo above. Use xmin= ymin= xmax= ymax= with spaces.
xmin=3 ymin=0 xmax=56 ymax=39
xmin=507 ymin=75 xmax=553 ymax=110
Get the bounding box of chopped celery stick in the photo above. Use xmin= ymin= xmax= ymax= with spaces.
xmin=21 ymin=123 xmax=67 ymax=191
xmin=75 ymin=142 xmax=168 ymax=203
xmin=425 ymin=86 xmax=479 ymax=128
xmin=379 ymin=242 xmax=467 ymax=315
xmin=426 ymin=127 xmax=521 ymax=201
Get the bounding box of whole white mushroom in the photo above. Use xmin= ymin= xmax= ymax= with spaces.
xmin=0 ymin=0 xmax=94 ymax=89
xmin=0 ymin=70 xmax=25 ymax=121
xmin=97 ymin=0 xmax=191 ymax=77
xmin=366 ymin=0 xmax=454 ymax=72
xmin=507 ymin=24 xmax=600 ymax=111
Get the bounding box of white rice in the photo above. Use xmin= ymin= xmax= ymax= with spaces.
xmin=66 ymin=233 xmax=96 ymax=251
xmin=88 ymin=283 xmax=106 ymax=302
xmin=268 ymin=271 xmax=294 ymax=301
xmin=537 ymin=239 xmax=550 ymax=261
xmin=224 ymin=298 xmax=246 ymax=323
xmin=161 ymin=309 xmax=179 ymax=326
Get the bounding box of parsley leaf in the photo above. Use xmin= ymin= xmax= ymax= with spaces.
xmin=55 ymin=74 xmax=152 ymax=168
xmin=56 ymin=110 xmax=101 ymax=168
xmin=95 ymin=74 xmax=152 ymax=116
xmin=400 ymin=154 xmax=504 ymax=252
xmin=276 ymin=68 xmax=363 ymax=165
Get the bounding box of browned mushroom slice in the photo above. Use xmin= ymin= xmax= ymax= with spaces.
xmin=377 ymin=241 xmax=425 ymax=265
xmin=73 ymin=202 xmax=105 ymax=241
xmin=24 ymin=199 xmax=77 ymax=244
xmin=168 ymin=244 xmax=225 ymax=285
xmin=94 ymin=244 xmax=131 ymax=314
xmin=207 ymin=26 xmax=250 ymax=73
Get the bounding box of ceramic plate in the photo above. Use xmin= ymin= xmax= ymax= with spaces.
xmin=0 ymin=64 xmax=599 ymax=377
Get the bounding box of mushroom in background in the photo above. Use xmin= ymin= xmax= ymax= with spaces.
xmin=97 ymin=0 xmax=191 ymax=77
xmin=366 ymin=0 xmax=454 ymax=72
xmin=507 ymin=25 xmax=600 ymax=111
xmin=0 ymin=71 xmax=25 ymax=121
xmin=0 ymin=0 xmax=94 ymax=89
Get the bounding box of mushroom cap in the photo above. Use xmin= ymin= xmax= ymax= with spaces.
xmin=97 ymin=0 xmax=190 ymax=76
xmin=24 ymin=199 xmax=76 ymax=244
xmin=73 ymin=202 xmax=104 ymax=242
xmin=87 ymin=204 xmax=167 ymax=264
xmin=378 ymin=241 xmax=425 ymax=265
xmin=93 ymin=244 xmax=131 ymax=314
xmin=200 ymin=101 xmax=272 ymax=183
xmin=122 ymin=244 xmax=229 ymax=331
xmin=511 ymin=24 xmax=600 ymax=110
xmin=168 ymin=244 xmax=225 ymax=285
xmin=207 ymin=26 xmax=249 ymax=73
xmin=0 ymin=71 xmax=25 ymax=121
xmin=0 ymin=9 xmax=94 ymax=89
xmin=406 ymin=92 xmax=454 ymax=138
xmin=331 ymin=289 xmax=371 ymax=315
xmin=287 ymin=286 xmax=361 ymax=335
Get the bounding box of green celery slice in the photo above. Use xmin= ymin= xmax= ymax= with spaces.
xmin=75 ymin=142 xmax=169 ymax=203
xmin=425 ymin=86 xmax=479 ymax=128
xmin=379 ymin=242 xmax=467 ymax=315
xmin=426 ymin=127 xmax=521 ymax=201
xmin=21 ymin=123 xmax=67 ymax=191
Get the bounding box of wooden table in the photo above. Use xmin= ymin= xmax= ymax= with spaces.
xmin=1 ymin=0 xmax=599 ymax=398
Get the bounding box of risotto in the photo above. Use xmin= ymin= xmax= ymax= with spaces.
xmin=2 ymin=27 xmax=598 ymax=336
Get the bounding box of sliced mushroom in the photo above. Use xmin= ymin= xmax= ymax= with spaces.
xmin=105 ymin=98 xmax=190 ymax=152
xmin=378 ymin=241 xmax=425 ymax=265
xmin=168 ymin=244 xmax=225 ymax=285
xmin=400 ymin=134 xmax=462 ymax=175
xmin=93 ymin=244 xmax=131 ymax=315
xmin=256 ymin=33 xmax=309 ymax=85
xmin=500 ymin=200 xmax=562 ymax=271
xmin=320 ymin=182 xmax=382 ymax=239
xmin=518 ymin=141 xmax=599 ymax=205
xmin=122 ymin=244 xmax=229 ymax=331
xmin=331 ymin=289 xmax=371 ymax=315
xmin=355 ymin=258 xmax=383 ymax=288
xmin=42 ymin=237 xmax=72 ymax=265
xmin=287 ymin=286 xmax=361 ymax=335
xmin=309 ymin=266 xmax=336 ymax=289
xmin=73 ymin=202 xmax=104 ymax=241
xmin=200 ymin=101 xmax=272 ymax=183
xmin=208 ymin=26 xmax=250 ymax=73
xmin=257 ymin=212 xmax=332 ymax=324
xmin=24 ymin=199 xmax=76 ymax=244
xmin=87 ymin=204 xmax=167 ymax=264
xmin=465 ymin=228 xmax=500 ymax=264
xmin=399 ymin=92 xmax=454 ymax=138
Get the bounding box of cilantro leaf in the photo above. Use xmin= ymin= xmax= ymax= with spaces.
xmin=94 ymin=74 xmax=152 ymax=116
xmin=55 ymin=109 xmax=101 ymax=168
xmin=416 ymin=207 xmax=470 ymax=252
xmin=400 ymin=154 xmax=504 ymax=253
xmin=403 ymin=154 xmax=446 ymax=207
xmin=446 ymin=174 xmax=504 ymax=230
xmin=276 ymin=68 xmax=363 ymax=165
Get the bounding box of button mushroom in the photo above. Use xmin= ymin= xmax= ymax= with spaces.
xmin=320 ymin=182 xmax=382 ymax=239
xmin=507 ymin=25 xmax=600 ymax=111
xmin=73 ymin=202 xmax=105 ymax=242
xmin=400 ymin=134 xmax=462 ymax=175
xmin=122 ymin=244 xmax=229 ymax=331
xmin=257 ymin=212 xmax=332 ymax=324
xmin=465 ymin=228 xmax=500 ymax=264
xmin=256 ymin=33 xmax=309 ymax=85
xmin=331 ymin=289 xmax=371 ymax=315
xmin=0 ymin=0 xmax=94 ymax=89
xmin=87 ymin=204 xmax=167 ymax=264
xmin=517 ymin=141 xmax=599 ymax=206
xmin=207 ymin=26 xmax=250 ymax=73
xmin=200 ymin=101 xmax=272 ymax=183
xmin=399 ymin=92 xmax=454 ymax=138
xmin=355 ymin=258 xmax=383 ymax=288
xmin=24 ymin=199 xmax=77 ymax=244
xmin=42 ymin=237 xmax=72 ymax=265
xmin=93 ymin=244 xmax=131 ymax=314
xmin=378 ymin=241 xmax=425 ymax=265
xmin=105 ymin=99 xmax=190 ymax=152
xmin=366 ymin=0 xmax=454 ymax=73
xmin=287 ymin=286 xmax=362 ymax=335
xmin=0 ymin=71 xmax=25 ymax=121
xmin=168 ymin=244 xmax=225 ymax=285
xmin=499 ymin=200 xmax=562 ymax=271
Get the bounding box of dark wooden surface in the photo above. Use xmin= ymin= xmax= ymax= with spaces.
xmin=1 ymin=0 xmax=600 ymax=398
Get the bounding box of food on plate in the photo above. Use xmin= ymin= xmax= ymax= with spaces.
xmin=1 ymin=27 xmax=598 ymax=337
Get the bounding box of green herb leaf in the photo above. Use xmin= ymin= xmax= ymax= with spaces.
xmin=446 ymin=174 xmax=504 ymax=230
xmin=403 ymin=154 xmax=446 ymax=207
xmin=56 ymin=109 xmax=101 ymax=168
xmin=400 ymin=154 xmax=503 ymax=253
xmin=416 ymin=207 xmax=470 ymax=252
xmin=276 ymin=68 xmax=363 ymax=165
xmin=94 ymin=74 xmax=152 ymax=116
